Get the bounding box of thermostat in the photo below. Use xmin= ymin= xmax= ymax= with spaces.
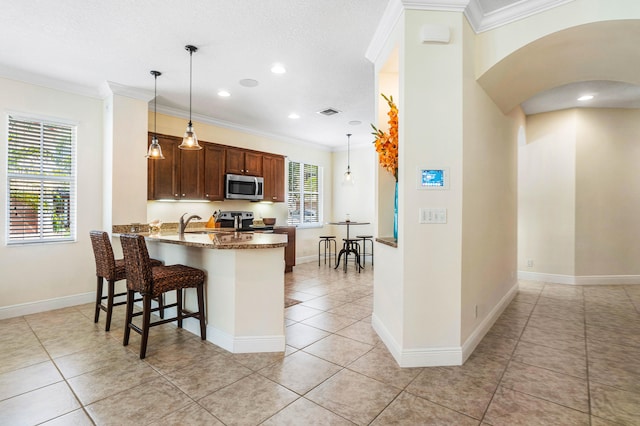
xmin=417 ymin=167 xmax=449 ymax=190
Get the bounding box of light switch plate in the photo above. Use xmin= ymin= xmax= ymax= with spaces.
xmin=419 ymin=208 xmax=447 ymax=224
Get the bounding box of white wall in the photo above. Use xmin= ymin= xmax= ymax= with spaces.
xmin=460 ymin=19 xmax=519 ymax=343
xmin=519 ymin=108 xmax=640 ymax=282
xmin=0 ymin=77 xmax=103 ymax=315
xmin=575 ymin=109 xmax=640 ymax=276
xmin=518 ymin=110 xmax=577 ymax=276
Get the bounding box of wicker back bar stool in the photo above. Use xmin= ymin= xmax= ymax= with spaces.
xmin=119 ymin=233 xmax=207 ymax=359
xmin=90 ymin=231 xmax=163 ymax=331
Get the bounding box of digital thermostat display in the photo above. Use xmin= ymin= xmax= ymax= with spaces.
xmin=417 ymin=167 xmax=449 ymax=190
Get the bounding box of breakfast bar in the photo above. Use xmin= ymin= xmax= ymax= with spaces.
xmin=117 ymin=230 xmax=288 ymax=353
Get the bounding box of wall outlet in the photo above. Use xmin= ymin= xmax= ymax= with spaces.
xmin=527 ymin=259 xmax=534 ymax=268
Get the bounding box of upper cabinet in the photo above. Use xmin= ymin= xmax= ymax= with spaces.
xmin=148 ymin=134 xmax=204 ymax=200
xmin=226 ymin=147 xmax=263 ymax=176
xmin=203 ymin=144 xmax=225 ymax=201
xmin=148 ymin=133 xmax=284 ymax=202
xmin=263 ymin=155 xmax=285 ymax=202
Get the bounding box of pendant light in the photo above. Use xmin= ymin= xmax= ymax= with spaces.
xmin=146 ymin=70 xmax=165 ymax=159
xmin=179 ymin=45 xmax=202 ymax=150
xmin=343 ymin=133 xmax=354 ymax=185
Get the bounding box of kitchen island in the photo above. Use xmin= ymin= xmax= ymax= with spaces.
xmin=116 ymin=230 xmax=288 ymax=353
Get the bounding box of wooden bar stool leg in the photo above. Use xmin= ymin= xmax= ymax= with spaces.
xmin=94 ymin=276 xmax=103 ymax=323
xmin=177 ymin=289 xmax=183 ymax=328
xmin=140 ymin=295 xmax=152 ymax=359
xmin=105 ymin=279 xmax=116 ymax=332
xmin=123 ymin=289 xmax=134 ymax=346
xmin=197 ymin=284 xmax=206 ymax=340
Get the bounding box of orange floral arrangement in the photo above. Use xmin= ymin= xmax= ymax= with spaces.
xmin=371 ymin=94 xmax=398 ymax=182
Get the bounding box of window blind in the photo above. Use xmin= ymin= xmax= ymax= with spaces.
xmin=287 ymin=160 xmax=320 ymax=226
xmin=7 ymin=115 xmax=76 ymax=243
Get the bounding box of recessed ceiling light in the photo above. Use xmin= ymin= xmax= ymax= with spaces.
xmin=239 ymin=79 xmax=259 ymax=88
xmin=271 ymin=64 xmax=286 ymax=74
xmin=288 ymin=113 xmax=300 ymax=119
xmin=577 ymin=95 xmax=594 ymax=101
xmin=217 ymin=90 xmax=231 ymax=97
xmin=348 ymin=120 xmax=362 ymax=126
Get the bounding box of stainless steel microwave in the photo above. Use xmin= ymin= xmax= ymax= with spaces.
xmin=225 ymin=174 xmax=264 ymax=201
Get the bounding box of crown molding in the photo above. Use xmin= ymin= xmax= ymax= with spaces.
xmin=100 ymin=81 xmax=154 ymax=102
xmin=470 ymin=0 xmax=575 ymax=33
xmin=155 ymin=105 xmax=332 ymax=152
xmin=366 ymin=0 xmax=573 ymax=63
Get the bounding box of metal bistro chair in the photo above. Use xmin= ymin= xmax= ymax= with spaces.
xmin=90 ymin=231 xmax=164 ymax=332
xmin=119 ymin=233 xmax=206 ymax=359
xmin=318 ymin=235 xmax=337 ymax=266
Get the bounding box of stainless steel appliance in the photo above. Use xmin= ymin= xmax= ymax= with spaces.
xmin=216 ymin=211 xmax=275 ymax=232
xmin=225 ymin=174 xmax=264 ymax=201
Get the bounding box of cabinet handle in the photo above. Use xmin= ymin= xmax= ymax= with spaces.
xmin=175 ymin=194 xmax=178 ymax=197
xmin=182 ymin=194 xmax=186 ymax=197
xmin=205 ymin=194 xmax=209 ymax=197
xmin=273 ymin=196 xmax=277 ymax=200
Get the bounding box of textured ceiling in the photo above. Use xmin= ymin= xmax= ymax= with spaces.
xmin=0 ymin=1 xmax=636 ymax=149
xmin=0 ymin=0 xmax=388 ymax=149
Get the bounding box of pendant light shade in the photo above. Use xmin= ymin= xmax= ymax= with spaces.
xmin=146 ymin=70 xmax=165 ymax=159
xmin=179 ymin=45 xmax=202 ymax=150
xmin=342 ymin=133 xmax=354 ymax=186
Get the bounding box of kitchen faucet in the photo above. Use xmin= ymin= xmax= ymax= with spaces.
xmin=179 ymin=213 xmax=202 ymax=235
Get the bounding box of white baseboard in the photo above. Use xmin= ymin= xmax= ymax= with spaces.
xmin=151 ymin=306 xmax=285 ymax=354
xmin=460 ymin=282 xmax=519 ymax=362
xmin=206 ymin=325 xmax=285 ymax=353
xmin=0 ymin=292 xmax=95 ymax=320
xmin=372 ymin=313 xmax=463 ymax=367
xmin=296 ymin=255 xmax=317 ymax=264
xmin=518 ymin=271 xmax=640 ymax=285
xmin=372 ymin=282 xmax=518 ymax=368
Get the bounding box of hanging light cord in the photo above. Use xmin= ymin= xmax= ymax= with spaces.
xmin=187 ymin=46 xmax=195 ymax=126
xmin=153 ymin=72 xmax=158 ymax=135
xmin=347 ymin=133 xmax=352 ymax=172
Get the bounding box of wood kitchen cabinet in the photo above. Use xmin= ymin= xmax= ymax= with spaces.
xmin=147 ymin=134 xmax=204 ymax=200
xmin=262 ymin=154 xmax=285 ymax=202
xmin=203 ymin=143 xmax=225 ymax=201
xmin=274 ymin=226 xmax=296 ymax=272
xmin=225 ymin=147 xmax=263 ymax=176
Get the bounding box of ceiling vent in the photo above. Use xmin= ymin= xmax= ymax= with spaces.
xmin=317 ymin=107 xmax=341 ymax=116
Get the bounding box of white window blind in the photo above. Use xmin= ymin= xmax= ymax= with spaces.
xmin=287 ymin=160 xmax=321 ymax=226
xmin=6 ymin=115 xmax=76 ymax=244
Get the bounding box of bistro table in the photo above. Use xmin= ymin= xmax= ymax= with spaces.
xmin=329 ymin=221 xmax=370 ymax=272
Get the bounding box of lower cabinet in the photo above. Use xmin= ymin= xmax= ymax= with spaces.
xmin=273 ymin=226 xmax=296 ymax=272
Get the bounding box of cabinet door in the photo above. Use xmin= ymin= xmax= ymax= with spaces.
xmin=263 ymin=155 xmax=285 ymax=202
xmin=274 ymin=226 xmax=295 ymax=272
xmin=244 ymin=151 xmax=263 ymax=176
xmin=148 ymin=135 xmax=179 ymax=200
xmin=203 ymin=144 xmax=225 ymax=201
xmin=225 ymin=148 xmax=245 ymax=175
xmin=179 ymin=148 xmax=204 ymax=199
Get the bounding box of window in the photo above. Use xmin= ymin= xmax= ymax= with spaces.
xmin=6 ymin=115 xmax=76 ymax=244
xmin=287 ymin=160 xmax=321 ymax=226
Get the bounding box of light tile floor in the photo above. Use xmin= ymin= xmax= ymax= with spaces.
xmin=1 ymin=262 xmax=640 ymax=425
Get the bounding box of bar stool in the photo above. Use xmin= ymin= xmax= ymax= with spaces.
xmin=89 ymin=231 xmax=164 ymax=332
xmin=356 ymin=235 xmax=374 ymax=267
xmin=120 ymin=233 xmax=207 ymax=359
xmin=342 ymin=238 xmax=362 ymax=272
xmin=318 ymin=235 xmax=337 ymax=266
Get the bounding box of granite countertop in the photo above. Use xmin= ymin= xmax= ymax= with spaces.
xmin=123 ymin=230 xmax=288 ymax=250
